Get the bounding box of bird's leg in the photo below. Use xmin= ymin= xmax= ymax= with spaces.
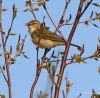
xmin=36 ymin=47 xmax=39 ymax=65
xmin=42 ymin=48 xmax=51 ymax=60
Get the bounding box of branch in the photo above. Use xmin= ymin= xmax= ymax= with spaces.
xmin=43 ymin=2 xmax=80 ymax=49
xmin=4 ymin=16 xmax=14 ymax=45
xmin=0 ymin=0 xmax=12 ymax=98
xmin=0 ymin=66 xmax=8 ymax=83
xmin=29 ymin=0 xmax=36 ymax=19
xmin=57 ymin=0 xmax=93 ymax=27
xmin=43 ymin=4 xmax=57 ymax=29
xmin=66 ymin=51 xmax=100 ymax=66
xmin=5 ymin=4 xmax=18 ymax=45
xmin=63 ymin=16 xmax=97 ymax=26
xmin=43 ymin=2 xmax=66 ymax=39
xmin=54 ymin=1 xmax=84 ymax=98
xmin=30 ymin=51 xmax=46 ymax=98
xmin=30 ymin=70 xmax=41 ymax=98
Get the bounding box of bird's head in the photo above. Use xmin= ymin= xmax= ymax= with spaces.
xmin=26 ymin=20 xmax=41 ymax=35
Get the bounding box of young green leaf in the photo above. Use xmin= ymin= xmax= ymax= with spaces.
xmin=90 ymin=11 xmax=93 ymax=19
xmin=37 ymin=64 xmax=42 ymax=70
xmin=98 ymin=37 xmax=100 ymax=43
xmin=33 ymin=8 xmax=39 ymax=11
xmin=23 ymin=54 xmax=29 ymax=59
xmin=4 ymin=52 xmax=10 ymax=55
xmin=84 ymin=21 xmax=89 ymax=26
xmin=81 ymin=0 xmax=86 ymax=3
xmin=1 ymin=95 xmax=5 ymax=98
xmin=98 ymin=68 xmax=100 ymax=74
xmin=23 ymin=9 xmax=28 ymax=12
xmin=38 ymin=2 xmax=44 ymax=6
xmin=2 ymin=8 xmax=8 ymax=11
xmin=92 ymin=23 xmax=99 ymax=28
xmin=92 ymin=3 xmax=100 ymax=7
xmin=56 ymin=73 xmax=62 ymax=77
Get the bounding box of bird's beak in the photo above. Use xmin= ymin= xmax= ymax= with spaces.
xmin=25 ymin=23 xmax=28 ymax=26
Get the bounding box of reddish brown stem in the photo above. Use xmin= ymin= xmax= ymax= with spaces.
xmin=0 ymin=0 xmax=12 ymax=98
xmin=54 ymin=1 xmax=84 ymax=98
xmin=30 ymin=56 xmax=45 ymax=98
xmin=30 ymin=70 xmax=41 ymax=98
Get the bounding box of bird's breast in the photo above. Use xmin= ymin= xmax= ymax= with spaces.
xmin=37 ymin=39 xmax=64 ymax=48
xmin=31 ymin=34 xmax=64 ymax=48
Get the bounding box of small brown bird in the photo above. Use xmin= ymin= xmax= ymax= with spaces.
xmin=26 ymin=19 xmax=65 ymax=49
xmin=26 ymin=20 xmax=80 ymax=56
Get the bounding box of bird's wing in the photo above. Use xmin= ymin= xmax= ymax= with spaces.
xmin=34 ymin=29 xmax=64 ymax=42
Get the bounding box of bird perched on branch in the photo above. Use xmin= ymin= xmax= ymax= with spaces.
xmin=26 ymin=20 xmax=80 ymax=56
xmin=26 ymin=20 xmax=66 ymax=48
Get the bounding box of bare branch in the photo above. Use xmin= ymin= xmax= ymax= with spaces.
xmin=55 ymin=0 xmax=70 ymax=32
xmin=0 ymin=66 xmax=8 ymax=83
xmin=43 ymin=4 xmax=57 ymax=29
xmin=30 ymin=51 xmax=46 ymax=98
xmin=62 ymin=90 xmax=66 ymax=98
xmin=4 ymin=12 xmax=15 ymax=45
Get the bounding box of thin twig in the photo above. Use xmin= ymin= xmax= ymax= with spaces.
xmin=76 ymin=93 xmax=82 ymax=98
xmin=43 ymin=4 xmax=57 ymax=29
xmin=29 ymin=0 xmax=36 ymax=19
xmin=20 ymin=35 xmax=27 ymax=51
xmin=0 ymin=66 xmax=8 ymax=83
xmin=45 ymin=58 xmax=72 ymax=63
xmin=36 ymin=47 xmax=39 ymax=65
xmin=4 ymin=16 xmax=15 ymax=45
xmin=50 ymin=52 xmax=60 ymax=98
xmin=60 ymin=0 xmax=93 ymax=27
xmin=66 ymin=51 xmax=99 ymax=66
xmin=62 ymin=90 xmax=66 ymax=98
xmin=30 ymin=53 xmax=46 ymax=98
xmin=63 ymin=17 xmax=97 ymax=26
xmin=55 ymin=0 xmax=70 ymax=32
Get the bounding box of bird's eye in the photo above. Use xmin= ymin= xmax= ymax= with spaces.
xmin=32 ymin=23 xmax=35 ymax=25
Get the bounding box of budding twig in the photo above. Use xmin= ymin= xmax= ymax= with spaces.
xmin=5 ymin=4 xmax=17 ymax=45
xmin=29 ymin=0 xmax=36 ymax=19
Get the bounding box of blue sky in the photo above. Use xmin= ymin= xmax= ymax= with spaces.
xmin=0 ymin=0 xmax=100 ymax=98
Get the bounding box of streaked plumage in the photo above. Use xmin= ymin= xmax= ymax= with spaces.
xmin=26 ymin=20 xmax=65 ymax=48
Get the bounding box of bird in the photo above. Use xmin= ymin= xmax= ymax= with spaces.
xmin=26 ymin=19 xmax=66 ymax=49
xmin=26 ymin=19 xmax=80 ymax=56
